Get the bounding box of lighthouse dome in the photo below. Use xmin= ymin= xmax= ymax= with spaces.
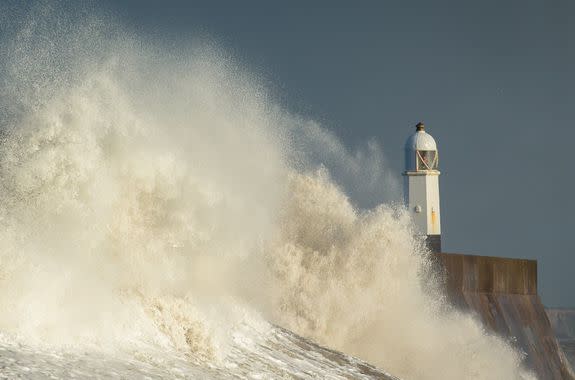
xmin=404 ymin=122 xmax=439 ymax=172
xmin=405 ymin=124 xmax=437 ymax=151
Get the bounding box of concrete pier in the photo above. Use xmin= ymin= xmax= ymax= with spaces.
xmin=434 ymin=253 xmax=574 ymax=380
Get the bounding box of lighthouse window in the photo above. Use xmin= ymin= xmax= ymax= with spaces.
xmin=417 ymin=150 xmax=438 ymax=170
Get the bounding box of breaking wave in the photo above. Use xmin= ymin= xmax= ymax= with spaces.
xmin=0 ymin=3 xmax=534 ymax=379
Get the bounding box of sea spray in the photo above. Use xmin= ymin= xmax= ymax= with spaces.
xmin=0 ymin=3 xmax=535 ymax=379
xmin=266 ymin=170 xmax=534 ymax=379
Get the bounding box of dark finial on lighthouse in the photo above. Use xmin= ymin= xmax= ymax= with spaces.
xmin=416 ymin=122 xmax=425 ymax=131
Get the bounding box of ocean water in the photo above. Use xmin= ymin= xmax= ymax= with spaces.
xmin=0 ymin=326 xmax=400 ymax=379
xmin=547 ymin=308 xmax=575 ymax=371
xmin=0 ymin=4 xmax=536 ymax=379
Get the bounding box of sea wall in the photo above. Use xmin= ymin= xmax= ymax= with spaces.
xmin=434 ymin=253 xmax=574 ymax=380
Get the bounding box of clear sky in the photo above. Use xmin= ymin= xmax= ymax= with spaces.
xmin=12 ymin=1 xmax=575 ymax=307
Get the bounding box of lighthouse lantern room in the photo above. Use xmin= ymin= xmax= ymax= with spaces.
xmin=403 ymin=122 xmax=441 ymax=252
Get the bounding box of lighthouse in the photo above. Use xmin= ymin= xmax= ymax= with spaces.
xmin=403 ymin=122 xmax=441 ymax=252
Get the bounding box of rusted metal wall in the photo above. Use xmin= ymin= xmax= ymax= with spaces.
xmin=435 ymin=253 xmax=537 ymax=294
xmin=434 ymin=253 xmax=574 ymax=380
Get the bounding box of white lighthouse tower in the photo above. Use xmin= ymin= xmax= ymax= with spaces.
xmin=403 ymin=122 xmax=441 ymax=252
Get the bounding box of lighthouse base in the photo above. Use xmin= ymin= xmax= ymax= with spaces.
xmin=425 ymin=234 xmax=441 ymax=253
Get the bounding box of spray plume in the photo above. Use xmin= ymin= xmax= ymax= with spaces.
xmin=0 ymin=4 xmax=534 ymax=379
